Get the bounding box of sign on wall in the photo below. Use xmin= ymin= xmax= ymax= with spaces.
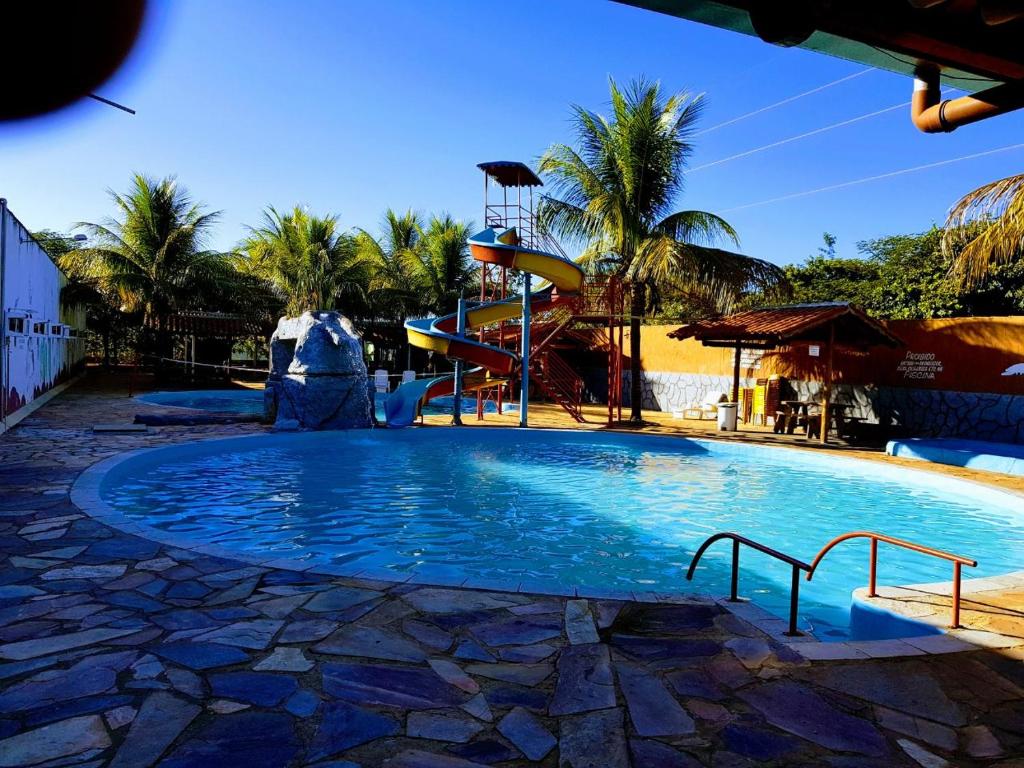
xmin=897 ymin=351 xmax=945 ymax=380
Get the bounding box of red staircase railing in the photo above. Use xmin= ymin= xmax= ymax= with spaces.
xmin=807 ymin=531 xmax=977 ymax=628
xmin=530 ymin=349 xmax=585 ymax=423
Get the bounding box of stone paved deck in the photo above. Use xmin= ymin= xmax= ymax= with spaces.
xmin=1 ymin=379 xmax=1023 ymax=767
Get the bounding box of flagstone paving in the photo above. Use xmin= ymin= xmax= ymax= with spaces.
xmin=0 ymin=386 xmax=1022 ymax=766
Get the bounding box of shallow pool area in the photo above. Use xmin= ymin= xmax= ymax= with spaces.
xmin=135 ymin=389 xmax=266 ymax=416
xmin=135 ymin=388 xmax=512 ymax=423
xmin=85 ymin=428 xmax=1024 ymax=641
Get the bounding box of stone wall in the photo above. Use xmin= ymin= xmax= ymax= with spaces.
xmin=626 ymin=370 xmax=1024 ymax=443
xmin=622 ymin=370 xmax=749 ymax=413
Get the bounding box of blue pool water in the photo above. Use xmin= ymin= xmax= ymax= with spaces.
xmin=95 ymin=428 xmax=1024 ymax=640
xmin=136 ymin=389 xmax=265 ymax=416
xmin=135 ymin=389 xmax=510 ymax=422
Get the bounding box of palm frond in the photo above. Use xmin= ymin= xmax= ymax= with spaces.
xmin=943 ymin=173 xmax=1024 ymax=286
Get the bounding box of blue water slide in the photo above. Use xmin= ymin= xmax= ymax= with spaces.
xmin=384 ymin=375 xmax=453 ymax=428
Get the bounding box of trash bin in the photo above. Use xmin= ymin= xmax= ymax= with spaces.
xmin=717 ymin=403 xmax=738 ymax=431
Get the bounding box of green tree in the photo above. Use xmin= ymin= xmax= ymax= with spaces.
xmin=34 ymin=230 xmax=122 ymax=367
xmin=942 ymin=173 xmax=1024 ymax=284
xmin=241 ymin=206 xmax=366 ymax=316
xmin=774 ymin=226 xmax=1024 ymax=319
xmin=355 ymin=209 xmax=422 ymax=323
xmin=61 ymin=175 xmax=262 ymax=361
xmin=404 ymin=214 xmax=476 ymax=316
xmin=538 ymin=77 xmax=786 ymax=422
xmin=67 ymin=175 xmax=238 ymax=325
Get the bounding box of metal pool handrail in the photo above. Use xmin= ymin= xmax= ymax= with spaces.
xmin=807 ymin=531 xmax=978 ymax=628
xmin=686 ymin=532 xmax=811 ymax=637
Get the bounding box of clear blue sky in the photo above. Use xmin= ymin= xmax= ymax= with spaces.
xmin=3 ymin=0 xmax=1023 ymax=266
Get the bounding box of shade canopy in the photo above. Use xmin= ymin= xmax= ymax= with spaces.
xmin=616 ymin=1 xmax=1023 ymax=90
xmin=668 ymin=302 xmax=902 ymax=350
xmin=477 ymin=161 xmax=543 ymax=188
xmin=147 ymin=311 xmax=267 ymax=339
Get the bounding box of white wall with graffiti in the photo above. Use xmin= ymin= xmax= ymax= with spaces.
xmin=1 ymin=201 xmax=86 ymax=423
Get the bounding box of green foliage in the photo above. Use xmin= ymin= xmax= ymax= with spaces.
xmin=407 ymin=214 xmax=477 ymax=316
xmin=356 ymin=210 xmax=477 ymax=318
xmin=355 ymin=209 xmax=423 ymax=324
xmin=538 ymin=77 xmax=788 ymax=419
xmin=66 ymin=174 xmax=259 ymax=323
xmin=772 ymin=228 xmax=1024 ymax=319
xmin=943 ymin=173 xmax=1024 ymax=285
xmin=538 ymin=76 xmax=787 ymax=315
xmin=240 ymin=206 xmax=366 ymax=317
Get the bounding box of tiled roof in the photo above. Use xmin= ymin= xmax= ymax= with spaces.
xmin=668 ymin=303 xmax=902 ymax=348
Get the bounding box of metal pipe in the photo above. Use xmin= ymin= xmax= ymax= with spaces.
xmin=787 ymin=565 xmax=801 ymax=636
xmin=808 ymin=530 xmax=977 ymax=580
xmin=868 ymin=537 xmax=878 ymax=597
xmin=951 ymin=561 xmax=962 ymax=628
xmin=452 ymin=296 xmax=466 ymax=426
xmin=729 ymin=539 xmax=740 ymax=602
xmin=912 ymin=66 xmax=1024 ymax=132
xmin=520 ymin=272 xmax=531 ymax=427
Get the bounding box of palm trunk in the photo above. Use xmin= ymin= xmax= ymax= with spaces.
xmin=102 ymin=326 xmax=111 ymax=369
xmin=629 ymin=283 xmax=645 ymax=424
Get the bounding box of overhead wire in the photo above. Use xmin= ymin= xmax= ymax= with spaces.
xmin=717 ymin=142 xmax=1024 ymax=213
xmin=686 ymin=89 xmax=955 ymax=174
xmin=693 ymin=68 xmax=874 ymax=136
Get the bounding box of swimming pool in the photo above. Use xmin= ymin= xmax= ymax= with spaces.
xmin=82 ymin=428 xmax=1024 ymax=641
xmin=136 ymin=389 xmax=265 ymax=416
xmin=135 ymin=389 xmax=511 ymax=422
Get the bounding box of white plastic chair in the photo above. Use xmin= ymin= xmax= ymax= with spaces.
xmin=401 ymin=370 xmax=416 ymax=385
xmin=682 ymin=392 xmax=727 ymax=420
xmin=374 ymin=369 xmax=389 ymax=393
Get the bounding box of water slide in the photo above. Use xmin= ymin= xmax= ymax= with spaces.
xmin=384 ymin=227 xmax=584 ymax=426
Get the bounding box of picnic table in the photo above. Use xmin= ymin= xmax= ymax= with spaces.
xmin=776 ymin=400 xmax=862 ymax=439
xmin=774 ymin=400 xmax=815 ymax=435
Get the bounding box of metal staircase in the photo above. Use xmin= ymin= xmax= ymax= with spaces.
xmin=529 ymin=349 xmax=585 ymax=423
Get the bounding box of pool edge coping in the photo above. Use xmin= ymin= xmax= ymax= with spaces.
xmin=69 ymin=427 xmax=1024 ymax=661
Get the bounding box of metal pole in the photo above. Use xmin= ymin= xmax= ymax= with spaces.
xmin=787 ymin=565 xmax=802 ymax=636
xmin=729 ymin=539 xmax=740 ymax=602
xmin=951 ymin=561 xmax=962 ymax=628
xmin=452 ymin=295 xmax=466 ymax=426
xmin=498 ymin=267 xmax=507 ymax=415
xmin=868 ymin=537 xmax=878 ymax=597
xmin=617 ymin=283 xmax=624 ymax=422
xmin=731 ymin=342 xmax=742 ymax=404
xmin=821 ymin=323 xmax=835 ymax=445
xmin=520 ymin=272 xmax=531 ymax=427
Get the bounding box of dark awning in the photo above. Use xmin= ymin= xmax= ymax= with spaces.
xmin=147 ymin=312 xmax=267 ymax=338
xmin=477 ymin=161 xmax=543 ymax=188
xmin=616 ymin=1 xmax=1023 ymax=90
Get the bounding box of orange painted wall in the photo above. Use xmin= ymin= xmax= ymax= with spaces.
xmin=636 ymin=317 xmax=1024 ymax=396
xmin=627 ymin=327 xmax=735 ymax=376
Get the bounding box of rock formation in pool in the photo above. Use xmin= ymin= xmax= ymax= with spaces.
xmin=264 ymin=311 xmax=373 ymax=430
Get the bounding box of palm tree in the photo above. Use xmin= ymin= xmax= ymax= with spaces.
xmin=942 ymin=173 xmax=1024 ymax=285
xmin=355 ymin=209 xmax=422 ymax=323
xmin=67 ymin=174 xmax=236 ymax=325
xmin=538 ymin=77 xmax=786 ymax=423
xmin=405 ymin=214 xmax=477 ymax=315
xmin=241 ymin=206 xmax=366 ymax=316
